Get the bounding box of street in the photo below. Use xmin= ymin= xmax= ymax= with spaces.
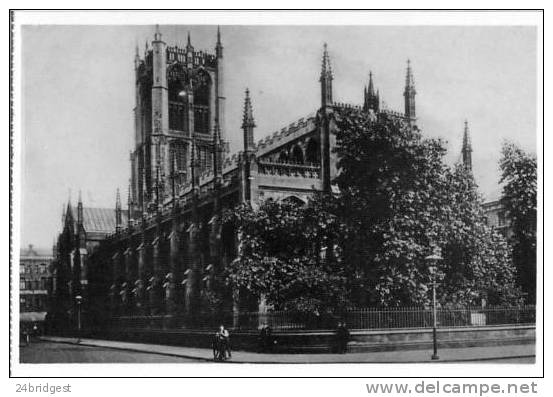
xmin=19 ymin=341 xmax=204 ymax=363
xmin=19 ymin=337 xmax=535 ymax=364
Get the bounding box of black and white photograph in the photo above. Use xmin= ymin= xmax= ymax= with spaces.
xmin=10 ymin=10 xmax=543 ymax=383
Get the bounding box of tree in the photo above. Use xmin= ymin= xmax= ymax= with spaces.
xmin=440 ymin=164 xmax=521 ymax=305
xmin=332 ymin=109 xmax=521 ymax=306
xmin=500 ymin=142 xmax=537 ymax=303
xmin=223 ymin=110 xmax=523 ymax=311
xmin=222 ymin=199 xmax=349 ymax=314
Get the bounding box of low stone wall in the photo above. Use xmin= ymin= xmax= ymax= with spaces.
xmin=79 ymin=324 xmax=535 ymax=354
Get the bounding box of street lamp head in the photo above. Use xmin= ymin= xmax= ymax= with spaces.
xmin=178 ymin=90 xmax=186 ymax=97
xmin=75 ymin=295 xmax=82 ymax=304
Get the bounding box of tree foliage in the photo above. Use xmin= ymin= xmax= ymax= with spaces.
xmin=223 ymin=110 xmax=523 ymax=311
xmin=332 ymin=110 xmax=521 ymax=306
xmin=222 ymin=199 xmax=349 ymax=313
xmin=499 ymin=142 xmax=537 ymax=303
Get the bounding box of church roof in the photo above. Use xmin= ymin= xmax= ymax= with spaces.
xmin=69 ymin=206 xmax=128 ymax=234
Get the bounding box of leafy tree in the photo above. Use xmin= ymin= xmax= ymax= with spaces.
xmin=500 ymin=142 xmax=537 ymax=303
xmin=223 ymin=110 xmax=523 ymax=311
xmin=332 ymin=109 xmax=521 ymax=306
xmin=222 ymin=199 xmax=349 ymax=314
xmin=440 ymin=164 xmax=521 ymax=306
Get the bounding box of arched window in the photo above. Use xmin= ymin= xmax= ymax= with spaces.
xmin=193 ymin=70 xmax=211 ymax=134
xmin=291 ymin=145 xmax=304 ymax=164
xmin=305 ymin=138 xmax=319 ymax=164
xmin=170 ymin=142 xmax=188 ymax=182
xmin=278 ymin=150 xmax=289 ymax=163
xmin=168 ymin=78 xmax=186 ymax=131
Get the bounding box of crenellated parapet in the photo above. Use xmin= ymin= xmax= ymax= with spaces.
xmin=166 ymin=46 xmax=217 ymax=68
xmin=257 ymin=161 xmax=321 ymax=179
xmin=255 ymin=114 xmax=317 ymax=159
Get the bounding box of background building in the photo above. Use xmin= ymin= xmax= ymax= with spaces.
xmin=50 ymin=194 xmax=128 ymax=332
xmin=19 ymin=244 xmax=53 ymax=332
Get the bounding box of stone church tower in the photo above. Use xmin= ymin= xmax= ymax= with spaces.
xmin=130 ymin=26 xmax=227 ymax=219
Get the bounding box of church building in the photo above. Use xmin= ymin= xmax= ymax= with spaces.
xmin=52 ymin=26 xmax=479 ymax=329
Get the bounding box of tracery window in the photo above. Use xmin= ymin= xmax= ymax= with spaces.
xmin=305 ymin=138 xmax=320 ymax=164
xmin=291 ymin=145 xmax=304 ymax=164
xmin=193 ymin=71 xmax=211 ymax=134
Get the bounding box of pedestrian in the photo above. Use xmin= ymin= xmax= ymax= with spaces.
xmin=218 ymin=324 xmax=231 ymax=359
xmin=22 ymin=327 xmax=30 ymax=346
xmin=335 ymin=321 xmax=350 ymax=354
xmin=258 ymin=323 xmax=274 ymax=353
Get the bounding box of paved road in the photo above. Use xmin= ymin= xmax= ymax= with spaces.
xmin=38 ymin=336 xmax=535 ymax=364
xmin=20 ymin=342 xmax=204 ymax=363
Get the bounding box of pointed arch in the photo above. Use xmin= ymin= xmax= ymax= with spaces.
xmin=193 ymin=69 xmax=211 ymax=134
xmin=278 ymin=150 xmax=289 ymax=163
xmin=305 ymin=138 xmax=319 ymax=164
xmin=290 ymin=145 xmax=304 ymax=164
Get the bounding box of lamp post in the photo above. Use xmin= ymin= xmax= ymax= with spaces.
xmin=75 ymin=295 xmax=82 ymax=343
xmin=425 ymin=247 xmax=442 ymax=361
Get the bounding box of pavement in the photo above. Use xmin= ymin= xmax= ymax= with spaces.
xmin=39 ymin=336 xmax=536 ymax=363
xmin=20 ymin=341 xmax=202 ymax=363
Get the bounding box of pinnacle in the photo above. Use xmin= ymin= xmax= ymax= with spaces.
xmin=321 ymin=43 xmax=332 ymax=77
xmin=242 ymin=88 xmax=255 ymax=129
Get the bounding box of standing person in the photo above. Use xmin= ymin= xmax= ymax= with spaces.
xmin=258 ymin=323 xmax=274 ymax=353
xmin=218 ymin=325 xmax=231 ymax=359
xmin=335 ymin=321 xmax=350 ymax=354
xmin=22 ymin=327 xmax=30 ymax=346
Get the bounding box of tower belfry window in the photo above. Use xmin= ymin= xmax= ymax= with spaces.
xmin=193 ymin=71 xmax=211 ymax=134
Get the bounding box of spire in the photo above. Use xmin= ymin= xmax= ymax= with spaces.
xmin=368 ymin=71 xmax=375 ymax=95
xmin=186 ymin=31 xmax=194 ymax=52
xmin=215 ymin=25 xmax=223 ymax=58
xmin=77 ymin=189 xmax=83 ymax=227
xmin=319 ymin=43 xmax=333 ymax=108
xmin=363 ymin=71 xmax=380 ymax=112
xmin=242 ymin=88 xmax=256 ymax=152
xmin=405 ymin=59 xmax=415 ymax=88
xmin=321 ymin=43 xmax=332 ymax=77
xmin=404 ymin=59 xmax=416 ymax=120
xmin=115 ymin=188 xmax=122 ymax=231
xmin=154 ymin=24 xmax=162 ymax=42
xmin=462 ymin=120 xmax=473 ymax=171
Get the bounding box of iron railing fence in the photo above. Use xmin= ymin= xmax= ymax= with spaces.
xmin=109 ymin=305 xmax=535 ymax=332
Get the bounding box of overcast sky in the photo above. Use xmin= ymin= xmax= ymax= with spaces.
xmin=20 ymin=25 xmax=537 ymax=249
